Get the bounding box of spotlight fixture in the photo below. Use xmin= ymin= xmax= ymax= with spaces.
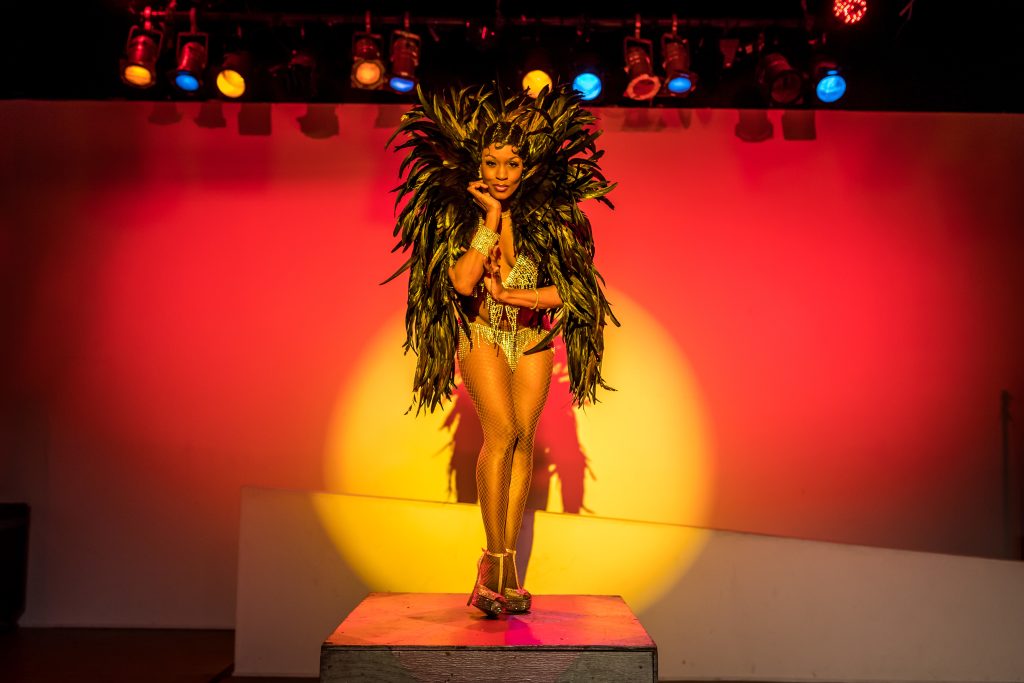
xmin=572 ymin=71 xmax=603 ymax=101
xmin=215 ymin=51 xmax=251 ymax=99
xmin=520 ymin=47 xmax=555 ymax=99
xmin=121 ymin=24 xmax=163 ymax=88
xmin=833 ymin=0 xmax=868 ymax=25
xmin=388 ymin=29 xmax=420 ymax=93
xmin=812 ymin=55 xmax=847 ymax=103
xmin=571 ymin=49 xmax=605 ymax=102
xmin=623 ymin=36 xmax=660 ymax=101
xmin=269 ymin=44 xmax=317 ymax=101
xmin=661 ymin=33 xmax=697 ymax=97
xmin=174 ymin=33 xmax=208 ymax=93
xmin=522 ymin=69 xmax=553 ymax=98
xmin=351 ymin=32 xmax=385 ymax=89
xmin=758 ymin=51 xmax=803 ymax=105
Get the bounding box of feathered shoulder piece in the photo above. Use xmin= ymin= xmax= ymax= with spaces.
xmin=384 ymin=82 xmax=618 ymax=414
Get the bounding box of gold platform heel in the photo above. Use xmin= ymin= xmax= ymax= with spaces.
xmin=467 ymin=549 xmax=508 ymax=617
xmin=502 ymin=548 xmax=532 ymax=613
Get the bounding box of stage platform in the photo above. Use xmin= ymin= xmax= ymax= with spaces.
xmin=320 ymin=592 xmax=657 ymax=682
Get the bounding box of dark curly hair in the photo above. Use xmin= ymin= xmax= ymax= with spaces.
xmin=479 ymin=120 xmax=526 ymax=160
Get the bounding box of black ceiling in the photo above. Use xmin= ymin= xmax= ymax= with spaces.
xmin=2 ymin=1 xmax=1022 ymax=112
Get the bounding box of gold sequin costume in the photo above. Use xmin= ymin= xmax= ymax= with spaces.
xmin=459 ymin=232 xmax=546 ymax=371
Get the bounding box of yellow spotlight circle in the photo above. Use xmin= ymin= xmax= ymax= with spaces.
xmin=216 ymin=69 xmax=246 ymax=98
xmin=522 ymin=69 xmax=553 ymax=98
xmin=123 ymin=65 xmax=153 ymax=87
xmin=354 ymin=61 xmax=383 ymax=87
xmin=316 ymin=288 xmax=713 ymax=611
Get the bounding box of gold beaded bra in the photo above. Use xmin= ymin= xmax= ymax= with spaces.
xmin=460 ymin=213 xmax=545 ymax=371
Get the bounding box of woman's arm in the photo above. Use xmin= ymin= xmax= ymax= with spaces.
xmin=491 ymin=284 xmax=562 ymax=310
xmin=448 ymin=235 xmax=492 ymax=295
xmin=481 ymin=247 xmax=563 ymax=309
xmin=449 ymin=184 xmax=503 ymax=295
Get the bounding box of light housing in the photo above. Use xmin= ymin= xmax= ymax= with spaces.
xmin=388 ymin=30 xmax=420 ymax=93
xmin=351 ymin=32 xmax=385 ymax=89
xmin=758 ymin=51 xmax=803 ymax=105
xmin=661 ymin=34 xmax=697 ymax=97
xmin=121 ymin=25 xmax=163 ymax=88
xmin=270 ymin=49 xmax=317 ymax=100
xmin=812 ymin=55 xmax=847 ymax=103
xmin=174 ymin=33 xmax=208 ymax=93
xmin=623 ymin=37 xmax=660 ymax=101
xmin=216 ymin=50 xmax=251 ymax=99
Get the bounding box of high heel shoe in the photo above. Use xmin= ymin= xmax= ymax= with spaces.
xmin=467 ymin=549 xmax=508 ymax=617
xmin=502 ymin=548 xmax=532 ymax=614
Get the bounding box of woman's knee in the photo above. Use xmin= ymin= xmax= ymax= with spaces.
xmin=481 ymin=416 xmax=517 ymax=451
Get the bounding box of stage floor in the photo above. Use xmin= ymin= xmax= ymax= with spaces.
xmin=0 ymin=628 xmax=308 ymax=683
xmin=0 ymin=626 xmax=778 ymax=682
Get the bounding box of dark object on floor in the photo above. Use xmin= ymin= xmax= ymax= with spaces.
xmin=0 ymin=503 xmax=30 ymax=631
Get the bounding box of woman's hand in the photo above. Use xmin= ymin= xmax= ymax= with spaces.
xmin=482 ymin=245 xmax=508 ymax=303
xmin=467 ymin=180 xmax=502 ymax=217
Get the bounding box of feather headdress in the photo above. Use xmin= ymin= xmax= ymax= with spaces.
xmin=384 ymin=82 xmax=618 ymax=414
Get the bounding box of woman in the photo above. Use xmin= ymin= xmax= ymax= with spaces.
xmin=385 ymin=83 xmax=617 ymax=617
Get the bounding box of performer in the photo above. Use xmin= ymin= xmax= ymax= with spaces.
xmin=385 ymin=83 xmax=617 ymax=616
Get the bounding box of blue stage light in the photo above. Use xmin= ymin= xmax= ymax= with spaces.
xmin=387 ymin=30 xmax=420 ymax=94
xmin=573 ymin=72 xmax=602 ymax=101
xmin=175 ymin=72 xmax=201 ymax=92
xmin=660 ymin=34 xmax=697 ymax=98
xmin=174 ymin=36 xmax=208 ymax=94
xmin=389 ymin=76 xmax=415 ymax=93
xmin=816 ymin=69 xmax=847 ymax=103
xmin=667 ymin=75 xmax=693 ymax=95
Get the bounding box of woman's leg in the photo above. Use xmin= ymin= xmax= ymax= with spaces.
xmin=457 ymin=336 xmax=517 ymax=590
xmin=503 ymin=345 xmax=554 ymax=561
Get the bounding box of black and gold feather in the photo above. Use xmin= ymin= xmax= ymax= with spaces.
xmin=385 ymin=82 xmax=618 ymax=414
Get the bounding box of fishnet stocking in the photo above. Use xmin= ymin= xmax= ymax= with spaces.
xmin=458 ymin=333 xmax=553 ymax=592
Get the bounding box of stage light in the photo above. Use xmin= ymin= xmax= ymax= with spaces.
xmin=352 ymin=32 xmax=385 ymax=89
xmin=758 ymin=52 xmax=803 ymax=105
xmin=661 ymin=33 xmax=697 ymax=97
xmin=572 ymin=72 xmax=603 ymax=101
xmin=623 ymin=37 xmax=660 ymax=101
xmin=834 ymin=0 xmax=868 ymax=25
xmin=388 ymin=29 xmax=420 ymax=93
xmin=571 ymin=49 xmax=605 ymax=102
xmin=216 ymin=51 xmax=250 ymax=99
xmin=268 ymin=45 xmax=318 ymax=101
xmin=812 ymin=56 xmax=847 ymax=103
xmin=522 ymin=69 xmax=553 ymax=98
xmin=174 ymin=34 xmax=208 ymax=93
xmin=121 ymin=25 xmax=162 ymax=88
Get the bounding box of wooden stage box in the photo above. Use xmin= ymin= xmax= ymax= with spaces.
xmin=320 ymin=592 xmax=658 ymax=682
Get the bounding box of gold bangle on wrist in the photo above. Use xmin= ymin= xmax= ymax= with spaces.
xmin=470 ymin=225 xmax=499 ymax=256
xmin=530 ymin=287 xmax=539 ymax=311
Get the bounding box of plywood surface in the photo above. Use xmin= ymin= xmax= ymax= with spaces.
xmin=323 ymin=593 xmax=656 ymax=650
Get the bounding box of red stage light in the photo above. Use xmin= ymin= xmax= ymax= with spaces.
xmin=834 ymin=0 xmax=868 ymax=25
xmin=623 ymin=37 xmax=661 ymax=101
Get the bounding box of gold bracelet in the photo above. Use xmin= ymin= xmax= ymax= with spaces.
xmin=470 ymin=225 xmax=499 ymax=256
xmin=531 ymin=287 xmax=539 ymax=310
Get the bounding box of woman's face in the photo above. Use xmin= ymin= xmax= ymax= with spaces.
xmin=479 ymin=143 xmax=523 ymax=201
